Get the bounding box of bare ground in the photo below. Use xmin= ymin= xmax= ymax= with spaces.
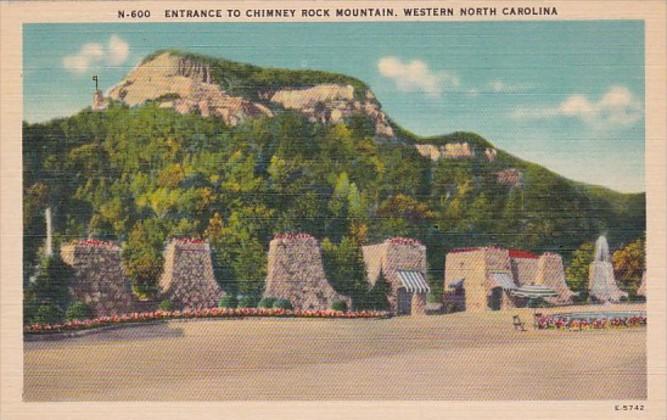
xmin=23 ymin=304 xmax=646 ymax=401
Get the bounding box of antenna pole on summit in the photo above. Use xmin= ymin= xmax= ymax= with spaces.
xmin=92 ymin=75 xmax=99 ymax=91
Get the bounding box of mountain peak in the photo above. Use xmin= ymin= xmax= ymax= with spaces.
xmin=106 ymin=50 xmax=394 ymax=136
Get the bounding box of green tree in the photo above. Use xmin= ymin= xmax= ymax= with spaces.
xmin=122 ymin=219 xmax=167 ymax=297
xmin=565 ymin=242 xmax=594 ymax=300
xmin=612 ymin=238 xmax=645 ymax=293
xmin=24 ymin=254 xmax=73 ymax=324
xmin=321 ymin=236 xmax=368 ymax=308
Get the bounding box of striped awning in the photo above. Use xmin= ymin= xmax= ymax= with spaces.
xmin=489 ymin=272 xmax=517 ymax=290
xmin=397 ymin=270 xmax=430 ymax=293
xmin=510 ymin=284 xmax=558 ymax=298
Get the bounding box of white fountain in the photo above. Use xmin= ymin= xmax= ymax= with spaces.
xmin=45 ymin=207 xmax=53 ymax=257
xmin=588 ymin=235 xmax=628 ymax=303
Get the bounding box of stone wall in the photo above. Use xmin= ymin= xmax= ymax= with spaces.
xmin=159 ymin=238 xmax=224 ymax=310
xmin=510 ymin=256 xmax=539 ymax=286
xmin=535 ymin=253 xmax=575 ymax=304
xmin=263 ymin=233 xmax=350 ymax=310
xmin=60 ymin=240 xmax=133 ymax=317
xmin=362 ymin=237 xmax=428 ymax=315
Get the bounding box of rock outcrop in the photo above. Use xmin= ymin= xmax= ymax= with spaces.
xmin=159 ymin=238 xmax=224 ymax=310
xmin=60 ymin=240 xmax=133 ymax=317
xmin=264 ymin=233 xmax=350 ymax=310
xmin=496 ymin=168 xmax=524 ymax=187
xmin=415 ymin=143 xmax=497 ymax=161
xmin=107 ymin=52 xmax=273 ymax=127
xmin=106 ymin=52 xmax=395 ymax=136
xmin=270 ymin=86 xmax=394 ymax=137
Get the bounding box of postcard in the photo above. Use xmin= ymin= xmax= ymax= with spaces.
xmin=1 ymin=1 xmax=665 ymax=419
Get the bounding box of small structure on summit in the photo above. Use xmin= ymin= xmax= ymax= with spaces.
xmin=60 ymin=239 xmax=134 ymax=317
xmin=588 ymin=235 xmax=628 ymax=303
xmin=91 ymin=75 xmax=108 ymax=111
xmin=263 ymin=233 xmax=351 ymax=311
xmin=159 ymin=238 xmax=224 ymax=310
xmin=362 ymin=237 xmax=430 ymax=316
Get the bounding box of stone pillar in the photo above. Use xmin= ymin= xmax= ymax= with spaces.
xmin=60 ymin=240 xmax=134 ymax=317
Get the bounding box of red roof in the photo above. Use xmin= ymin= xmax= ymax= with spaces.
xmin=508 ymin=249 xmax=538 ymax=259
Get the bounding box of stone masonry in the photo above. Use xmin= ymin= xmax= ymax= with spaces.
xmin=60 ymin=240 xmax=134 ymax=317
xmin=362 ymin=237 xmax=428 ymax=315
xmin=263 ymin=233 xmax=351 ymax=310
xmin=159 ymin=238 xmax=224 ymax=310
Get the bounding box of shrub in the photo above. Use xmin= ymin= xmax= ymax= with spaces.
xmin=273 ymin=299 xmax=293 ymax=310
xmin=445 ymin=303 xmax=458 ymax=314
xmin=218 ymin=295 xmax=238 ymax=308
xmin=331 ymin=300 xmax=348 ymax=312
xmin=65 ymin=301 xmax=92 ymax=321
xmin=32 ymin=303 xmax=64 ymax=325
xmin=238 ymin=295 xmax=258 ymax=308
xmin=257 ymin=297 xmax=276 ymax=308
xmin=158 ymin=299 xmax=173 ymax=311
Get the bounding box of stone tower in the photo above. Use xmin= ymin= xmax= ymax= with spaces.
xmin=60 ymin=240 xmax=134 ymax=317
xmin=159 ymin=238 xmax=224 ymax=310
xmin=263 ymin=233 xmax=350 ymax=311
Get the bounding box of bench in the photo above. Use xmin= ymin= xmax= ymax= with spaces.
xmin=513 ymin=315 xmax=527 ymax=331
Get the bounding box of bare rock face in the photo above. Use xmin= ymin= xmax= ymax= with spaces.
xmin=270 ymin=84 xmax=394 ymax=137
xmin=107 ymin=52 xmax=273 ymax=126
xmin=60 ymin=240 xmax=134 ymax=317
xmin=159 ymin=238 xmax=224 ymax=310
xmin=264 ymin=233 xmax=350 ymax=310
xmin=415 ymin=142 xmax=486 ymax=161
xmin=496 ymin=168 xmax=524 ymax=187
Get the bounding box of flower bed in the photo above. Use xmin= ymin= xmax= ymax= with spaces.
xmin=24 ymin=307 xmax=390 ymax=335
xmin=535 ymin=313 xmax=647 ymax=331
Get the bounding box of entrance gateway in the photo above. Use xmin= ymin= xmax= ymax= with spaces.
xmin=396 ymin=270 xmax=430 ymax=315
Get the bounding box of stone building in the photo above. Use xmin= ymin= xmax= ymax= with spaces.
xmin=444 ymin=247 xmax=517 ymax=312
xmin=443 ymin=247 xmax=574 ymax=312
xmin=159 ymin=238 xmax=224 ymax=310
xmin=535 ymin=252 xmax=577 ymax=304
xmin=362 ymin=237 xmax=430 ymax=316
xmin=263 ymin=233 xmax=351 ymax=310
xmin=637 ymin=271 xmax=647 ymax=297
xmin=60 ymin=239 xmax=134 ymax=317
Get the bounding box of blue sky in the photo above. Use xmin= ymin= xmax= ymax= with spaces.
xmin=23 ymin=22 xmax=645 ymax=192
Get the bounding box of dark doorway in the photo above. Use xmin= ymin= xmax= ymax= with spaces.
xmin=488 ymin=287 xmax=503 ymax=311
xmin=397 ymin=287 xmax=412 ymax=315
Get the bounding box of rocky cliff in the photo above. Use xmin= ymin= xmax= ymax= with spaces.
xmin=106 ymin=52 xmax=394 ymax=136
xmin=107 ymin=53 xmax=273 ymax=126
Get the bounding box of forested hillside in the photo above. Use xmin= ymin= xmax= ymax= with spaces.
xmin=23 ymin=52 xmax=645 ymax=306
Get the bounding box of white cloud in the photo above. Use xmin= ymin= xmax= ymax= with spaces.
xmin=63 ymin=35 xmax=130 ymax=74
xmin=510 ymin=85 xmax=642 ymax=128
xmin=378 ymin=56 xmax=458 ymax=96
xmin=107 ymin=35 xmax=130 ymax=65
